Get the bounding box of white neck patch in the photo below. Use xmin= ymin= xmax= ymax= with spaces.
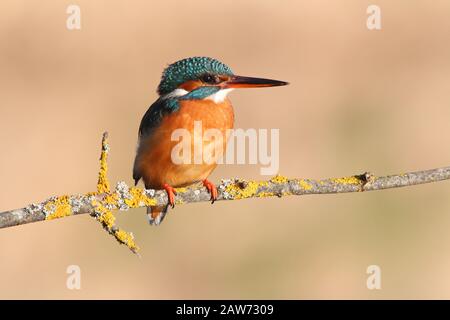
xmin=163 ymin=87 xmax=233 ymax=103
xmin=164 ymin=88 xmax=189 ymax=99
xmin=206 ymin=88 xmax=234 ymax=103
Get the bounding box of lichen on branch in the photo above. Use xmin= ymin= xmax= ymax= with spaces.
xmin=89 ymin=133 xmax=139 ymax=254
xmin=1 ymin=132 xmax=450 ymax=255
xmin=97 ymin=132 xmax=111 ymax=194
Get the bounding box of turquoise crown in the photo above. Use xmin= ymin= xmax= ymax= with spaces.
xmin=157 ymin=57 xmax=234 ymax=95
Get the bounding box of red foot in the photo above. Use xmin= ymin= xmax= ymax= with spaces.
xmin=163 ymin=183 xmax=177 ymax=208
xmin=203 ymin=179 xmax=218 ymax=204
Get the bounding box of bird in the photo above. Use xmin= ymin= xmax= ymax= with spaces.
xmin=133 ymin=57 xmax=288 ymax=225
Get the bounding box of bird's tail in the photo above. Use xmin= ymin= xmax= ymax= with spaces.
xmin=147 ymin=205 xmax=170 ymax=226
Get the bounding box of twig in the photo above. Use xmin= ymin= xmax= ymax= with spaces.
xmin=1 ymin=133 xmax=450 ymax=253
xmin=91 ymin=132 xmax=139 ymax=254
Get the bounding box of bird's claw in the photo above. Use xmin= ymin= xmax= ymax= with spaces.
xmin=163 ymin=183 xmax=177 ymax=208
xmin=203 ymin=179 xmax=218 ymax=204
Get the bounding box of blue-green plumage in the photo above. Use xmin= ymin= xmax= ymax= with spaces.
xmin=181 ymin=86 xmax=221 ymax=100
xmin=138 ymin=86 xmax=222 ymax=139
xmin=135 ymin=55 xmax=287 ymax=174
xmin=133 ymin=56 xmax=288 ymax=225
xmin=138 ymin=57 xmax=233 ymax=138
xmin=157 ymin=57 xmax=233 ymax=95
xmin=134 ymin=57 xmax=228 ymax=184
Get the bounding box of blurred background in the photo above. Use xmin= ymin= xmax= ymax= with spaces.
xmin=1 ymin=0 xmax=450 ymax=299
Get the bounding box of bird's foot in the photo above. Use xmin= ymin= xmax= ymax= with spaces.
xmin=163 ymin=183 xmax=177 ymax=208
xmin=203 ymin=179 xmax=218 ymax=204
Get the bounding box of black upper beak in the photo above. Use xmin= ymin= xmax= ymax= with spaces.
xmin=224 ymin=75 xmax=289 ymax=88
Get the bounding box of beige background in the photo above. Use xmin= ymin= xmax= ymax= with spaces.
xmin=1 ymin=0 xmax=450 ymax=299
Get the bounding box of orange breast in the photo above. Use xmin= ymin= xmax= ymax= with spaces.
xmin=136 ymin=98 xmax=234 ymax=189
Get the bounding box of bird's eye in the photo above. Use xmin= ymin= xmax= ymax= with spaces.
xmin=201 ymin=74 xmax=219 ymax=84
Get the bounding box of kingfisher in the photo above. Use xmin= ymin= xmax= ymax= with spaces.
xmin=133 ymin=57 xmax=288 ymax=225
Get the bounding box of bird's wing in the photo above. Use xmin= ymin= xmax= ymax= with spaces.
xmin=133 ymin=97 xmax=179 ymax=185
xmin=138 ymin=98 xmax=165 ymax=138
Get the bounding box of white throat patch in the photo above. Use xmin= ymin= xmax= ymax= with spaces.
xmin=206 ymin=88 xmax=234 ymax=103
xmin=164 ymin=88 xmax=189 ymax=99
xmin=164 ymin=87 xmax=233 ymax=103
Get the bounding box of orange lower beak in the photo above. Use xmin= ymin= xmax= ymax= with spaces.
xmin=223 ymin=75 xmax=288 ymax=89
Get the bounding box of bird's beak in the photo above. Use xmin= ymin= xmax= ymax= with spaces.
xmin=223 ymin=75 xmax=288 ymax=89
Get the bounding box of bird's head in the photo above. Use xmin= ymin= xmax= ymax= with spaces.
xmin=157 ymin=57 xmax=288 ymax=101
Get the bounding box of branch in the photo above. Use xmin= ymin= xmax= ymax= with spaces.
xmin=1 ymin=133 xmax=450 ymax=254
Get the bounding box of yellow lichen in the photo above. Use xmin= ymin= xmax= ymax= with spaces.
xmin=104 ymin=193 xmax=119 ymax=206
xmin=124 ymin=187 xmax=157 ymax=208
xmin=61 ymin=133 xmax=141 ymax=255
xmin=85 ymin=191 xmax=98 ymax=197
xmin=97 ymin=134 xmax=110 ymax=193
xmin=91 ymin=198 xmax=139 ymax=253
xmin=98 ymin=210 xmax=116 ymax=229
xmin=91 ymin=199 xmax=114 ymax=229
xmin=225 ymin=180 xmax=268 ymax=199
xmin=45 ymin=195 xmax=72 ymax=220
xmin=331 ymin=176 xmax=362 ymax=185
xmin=257 ymin=191 xmax=275 ymax=198
xmin=114 ymin=229 xmax=139 ymax=252
xmin=299 ymin=179 xmax=313 ymax=190
xmin=270 ymin=175 xmax=289 ymax=184
xmin=175 ymin=187 xmax=187 ymax=193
